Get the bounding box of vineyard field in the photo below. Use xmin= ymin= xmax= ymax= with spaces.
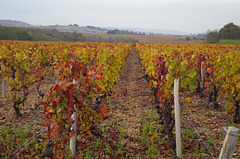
xmin=0 ymin=40 xmax=240 ymax=158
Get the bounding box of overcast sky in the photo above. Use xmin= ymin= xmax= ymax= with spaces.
xmin=1 ymin=0 xmax=240 ymax=33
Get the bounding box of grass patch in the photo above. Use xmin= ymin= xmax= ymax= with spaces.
xmin=219 ymin=39 xmax=240 ymax=44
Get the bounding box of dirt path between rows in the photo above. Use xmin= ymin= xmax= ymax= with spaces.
xmin=110 ymin=46 xmax=152 ymax=137
xmin=99 ymin=46 xmax=176 ymax=158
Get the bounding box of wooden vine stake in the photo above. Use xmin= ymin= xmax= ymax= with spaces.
xmin=219 ymin=126 xmax=239 ymax=159
xmin=1 ymin=65 xmax=5 ymax=99
xmin=70 ymin=79 xmax=78 ymax=156
xmin=200 ymin=63 xmax=205 ymax=97
xmin=174 ymin=79 xmax=182 ymax=158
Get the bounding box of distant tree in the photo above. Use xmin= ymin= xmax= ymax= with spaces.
xmin=0 ymin=26 xmax=32 ymax=41
xmin=46 ymin=33 xmax=53 ymax=37
xmin=107 ymin=29 xmax=143 ymax=35
xmin=149 ymin=32 xmax=154 ymax=36
xmin=107 ymin=29 xmax=119 ymax=34
xmin=71 ymin=31 xmax=86 ymax=41
xmin=185 ymin=36 xmax=191 ymax=41
xmin=17 ymin=29 xmax=32 ymax=40
xmin=218 ymin=22 xmax=240 ymax=39
xmin=197 ymin=33 xmax=205 ymax=37
xmin=51 ymin=29 xmax=58 ymax=34
xmin=206 ymin=29 xmax=219 ymax=43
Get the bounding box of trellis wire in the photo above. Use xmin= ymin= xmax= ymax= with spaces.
xmin=181 ymin=107 xmax=216 ymax=159
xmin=182 ymin=104 xmax=221 ymax=153
xmin=5 ymin=118 xmax=55 ymax=159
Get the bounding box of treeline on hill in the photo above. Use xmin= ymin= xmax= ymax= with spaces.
xmin=0 ymin=26 xmax=33 ymax=41
xmin=107 ymin=29 xmax=146 ymax=35
xmin=206 ymin=22 xmax=240 ymax=44
xmin=0 ymin=25 xmax=138 ymax=42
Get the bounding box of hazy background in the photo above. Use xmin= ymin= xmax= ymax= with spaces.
xmin=1 ymin=0 xmax=240 ymax=33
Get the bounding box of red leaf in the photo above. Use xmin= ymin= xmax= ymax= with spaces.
xmin=55 ymin=150 xmax=64 ymax=159
xmin=82 ymin=129 xmax=89 ymax=132
xmin=99 ymin=104 xmax=107 ymax=114
xmin=89 ymin=116 xmax=93 ymax=124
xmin=77 ymin=96 xmax=84 ymax=103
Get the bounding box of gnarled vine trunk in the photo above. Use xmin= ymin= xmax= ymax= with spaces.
xmin=156 ymin=96 xmax=176 ymax=149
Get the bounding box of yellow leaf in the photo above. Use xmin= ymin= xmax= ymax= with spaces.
xmin=236 ymin=82 xmax=240 ymax=89
xmin=185 ymin=97 xmax=192 ymax=107
xmin=152 ymin=80 xmax=158 ymax=87
xmin=150 ymin=136 xmax=155 ymax=142
xmin=57 ymin=108 xmax=62 ymax=114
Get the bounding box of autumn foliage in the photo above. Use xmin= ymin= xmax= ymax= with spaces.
xmin=136 ymin=43 xmax=240 ymax=125
xmin=0 ymin=40 xmax=132 ymax=157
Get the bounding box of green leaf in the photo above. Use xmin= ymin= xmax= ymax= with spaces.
xmin=188 ymin=80 xmax=196 ymax=92
xmin=181 ymin=77 xmax=190 ymax=88
xmin=169 ymin=59 xmax=177 ymax=70
xmin=86 ymin=97 xmax=92 ymax=104
xmin=22 ymin=63 xmax=30 ymax=72
xmin=179 ymin=62 xmax=186 ymax=72
xmin=187 ymin=68 xmax=196 ymax=79
xmin=166 ymin=73 xmax=171 ymax=80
